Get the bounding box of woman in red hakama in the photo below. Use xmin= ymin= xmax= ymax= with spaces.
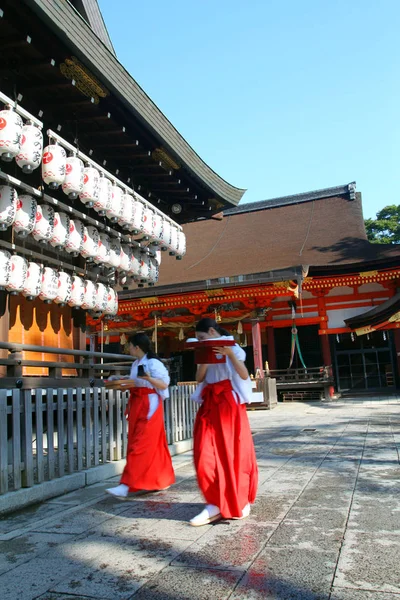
xmin=106 ymin=333 xmax=175 ymax=499
xmin=190 ymin=318 xmax=258 ymax=526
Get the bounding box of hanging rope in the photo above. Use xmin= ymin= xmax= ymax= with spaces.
xmin=288 ymin=303 xmax=307 ymax=369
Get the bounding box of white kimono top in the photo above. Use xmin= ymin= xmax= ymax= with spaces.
xmin=130 ymin=355 xmax=170 ymax=419
xmin=191 ymin=336 xmax=253 ymax=405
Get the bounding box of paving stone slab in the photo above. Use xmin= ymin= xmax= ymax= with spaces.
xmin=347 ymin=494 xmax=400 ymax=534
xmin=171 ymin=520 xmax=276 ymax=570
xmin=0 ymin=501 xmax=69 ymax=535
xmin=30 ymin=507 xmax=116 ymax=535
xmin=51 ymin=536 xmax=191 ymax=600
xmin=331 ymin=589 xmax=400 ymax=600
xmin=0 ymin=531 xmax=73 ymax=575
xmin=131 ymin=565 xmax=244 ymax=599
xmin=335 ymin=531 xmax=400 ymax=593
xmin=230 ymin=547 xmax=336 ymax=599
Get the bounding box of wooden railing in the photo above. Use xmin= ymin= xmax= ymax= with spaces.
xmin=0 ymin=342 xmax=199 ymax=496
xmin=268 ymin=366 xmax=333 ymax=385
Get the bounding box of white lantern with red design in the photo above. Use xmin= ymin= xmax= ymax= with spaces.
xmin=50 ymin=211 xmax=70 ymax=250
xmin=131 ymin=198 xmax=145 ymax=234
xmin=93 ymin=175 xmax=111 ymax=216
xmin=160 ymin=219 xmax=171 ymax=251
xmin=176 ymin=230 xmax=186 ymax=259
xmin=141 ymin=205 xmax=154 ymax=240
xmin=129 ymin=247 xmax=141 ymax=278
xmin=65 ymin=219 xmax=84 ymax=256
xmin=118 ymin=193 xmax=134 ymax=230
xmin=68 ymin=275 xmax=85 ymax=308
xmin=81 ymin=225 xmax=99 ymax=261
xmin=0 ymin=108 xmax=23 ymax=163
xmin=107 ymin=237 xmax=121 ymax=270
xmin=32 ymin=204 xmax=55 ymax=245
xmin=79 ymin=166 xmax=99 ymax=208
xmin=119 ymin=244 xmax=132 ymax=274
xmin=169 ymin=225 xmax=179 ymax=255
xmin=81 ymin=279 xmax=96 ymax=310
xmin=7 ymin=255 xmax=28 ymax=294
xmin=42 ymin=143 xmax=66 ymax=190
xmin=94 ymin=282 xmax=108 ymax=313
xmin=0 ymin=185 xmax=17 ymax=230
xmin=62 ymin=155 xmax=84 ymax=200
xmin=13 ymin=193 xmax=37 ymax=238
xmin=106 ymin=184 xmax=123 ymax=223
xmin=148 ymin=255 xmax=159 ymax=285
xmin=22 ymin=262 xmax=43 ymax=300
xmin=139 ymin=251 xmax=150 ymax=283
xmin=0 ymin=249 xmax=11 ymax=290
xmin=39 ymin=266 xmax=58 ymax=303
xmin=94 ymin=232 xmax=110 ymax=265
xmin=151 ymin=212 xmax=164 ymax=245
xmin=54 ymin=271 xmax=72 ymax=306
xmin=15 ymin=123 xmax=43 ymax=174
xmin=104 ymin=286 xmax=118 ymax=316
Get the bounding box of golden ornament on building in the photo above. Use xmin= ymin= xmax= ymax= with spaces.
xmin=60 ymin=56 xmax=109 ymax=104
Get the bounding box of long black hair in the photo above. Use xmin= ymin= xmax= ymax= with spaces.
xmin=128 ymin=332 xmax=161 ymax=361
xmin=195 ymin=318 xmax=230 ymax=337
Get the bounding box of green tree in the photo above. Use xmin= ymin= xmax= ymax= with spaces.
xmin=365 ymin=205 xmax=400 ymax=244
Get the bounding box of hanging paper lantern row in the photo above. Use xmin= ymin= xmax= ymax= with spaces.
xmin=51 ymin=211 xmax=70 ymax=249
xmin=32 ymin=204 xmax=55 ymax=244
xmin=23 ymin=261 xmax=43 ymax=301
xmin=0 ymin=249 xmax=11 ymax=289
xmin=62 ymin=155 xmax=84 ymax=200
xmin=54 ymin=270 xmax=72 ymax=306
xmin=7 ymin=255 xmax=28 ymax=294
xmin=0 ymin=185 xmax=17 ymax=231
xmin=42 ymin=143 xmax=66 ymax=189
xmin=80 ymin=166 xmax=99 ymax=208
xmin=14 ymin=194 xmax=37 ymax=237
xmin=16 ymin=123 xmax=43 ymax=174
xmin=0 ymin=108 xmax=23 ymax=163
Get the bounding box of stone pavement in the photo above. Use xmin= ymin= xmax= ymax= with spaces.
xmin=0 ymin=396 xmax=400 ymax=600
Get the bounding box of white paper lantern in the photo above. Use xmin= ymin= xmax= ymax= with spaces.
xmin=169 ymin=225 xmax=179 ymax=255
xmin=94 ymin=232 xmax=110 ymax=265
xmin=13 ymin=194 xmax=37 ymax=237
xmin=106 ymin=184 xmax=123 ymax=222
xmin=65 ymin=219 xmax=84 ymax=255
xmin=107 ymin=238 xmax=121 ymax=270
xmin=0 ymin=249 xmax=11 ymax=289
xmin=93 ymin=175 xmax=111 ymax=216
xmin=148 ymin=255 xmax=159 ymax=285
xmin=177 ymin=230 xmax=186 ymax=258
xmin=0 ymin=185 xmax=17 ymax=230
xmin=39 ymin=266 xmax=58 ymax=303
xmin=54 ymin=271 xmax=72 ymax=306
xmin=129 ymin=247 xmax=142 ymax=278
xmin=81 ymin=225 xmax=99 ymax=261
xmin=7 ymin=255 xmax=28 ymax=294
xmin=151 ymin=212 xmax=163 ymax=245
xmin=62 ymin=155 xmax=84 ymax=200
xmin=81 ymin=279 xmax=96 ymax=310
xmin=154 ymin=248 xmax=162 ymax=265
xmin=119 ymin=244 xmax=132 ymax=274
xmin=139 ymin=252 xmax=150 ymax=282
xmin=22 ymin=262 xmax=43 ymax=300
xmin=131 ymin=198 xmax=145 ymax=234
xmin=32 ymin=204 xmax=55 ymax=244
xmin=42 ymin=143 xmax=66 ymax=189
xmin=94 ymin=282 xmax=108 ymax=313
xmin=15 ymin=124 xmax=43 ymax=173
xmin=160 ymin=219 xmax=171 ymax=250
xmin=141 ymin=206 xmax=154 ymax=240
xmin=118 ymin=193 xmax=134 ymax=229
xmin=0 ymin=108 xmax=23 ymax=162
xmin=79 ymin=166 xmax=100 ymax=207
xmin=50 ymin=211 xmax=70 ymax=249
xmin=104 ymin=286 xmax=118 ymax=315
xmin=68 ymin=275 xmax=85 ymax=308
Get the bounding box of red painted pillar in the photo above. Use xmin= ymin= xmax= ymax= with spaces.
xmin=316 ymin=290 xmax=334 ymax=397
xmin=266 ymin=324 xmax=276 ymax=371
xmin=394 ymin=329 xmax=400 ymax=386
xmin=251 ymin=320 xmax=264 ymax=377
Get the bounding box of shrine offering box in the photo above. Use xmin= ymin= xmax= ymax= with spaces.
xmin=185 ymin=339 xmax=236 ymax=364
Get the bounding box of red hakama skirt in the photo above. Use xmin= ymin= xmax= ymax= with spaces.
xmin=120 ymin=387 xmax=175 ymax=492
xmin=193 ymin=379 xmax=258 ymax=519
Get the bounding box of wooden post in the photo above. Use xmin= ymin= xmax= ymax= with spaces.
xmin=266 ymin=324 xmax=276 ymax=371
xmin=251 ymin=320 xmax=264 ymax=377
xmin=315 ymin=290 xmax=334 ymax=398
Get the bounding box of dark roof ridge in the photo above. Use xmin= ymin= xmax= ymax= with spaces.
xmin=224 ymin=182 xmax=356 ymax=216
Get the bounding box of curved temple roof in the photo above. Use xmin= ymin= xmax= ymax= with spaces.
xmin=24 ymin=0 xmax=246 ymax=209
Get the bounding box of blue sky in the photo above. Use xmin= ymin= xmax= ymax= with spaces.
xmin=99 ymin=0 xmax=399 ymax=219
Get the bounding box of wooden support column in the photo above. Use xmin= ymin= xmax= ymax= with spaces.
xmin=251 ymin=319 xmax=264 ymax=377
xmin=266 ymin=324 xmax=276 ymax=371
xmin=0 ymin=292 xmax=9 ymax=377
xmin=394 ymin=329 xmax=400 ymax=387
xmin=315 ymin=289 xmax=334 ymax=397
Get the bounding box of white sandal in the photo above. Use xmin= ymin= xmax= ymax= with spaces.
xmin=190 ymin=504 xmax=221 ymax=527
